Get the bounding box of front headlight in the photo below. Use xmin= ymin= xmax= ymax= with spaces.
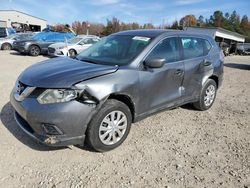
xmin=37 ymin=89 xmax=78 ymax=104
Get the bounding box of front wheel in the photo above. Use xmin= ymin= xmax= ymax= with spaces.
xmin=193 ymin=79 xmax=217 ymax=111
xmin=2 ymin=43 xmax=12 ymax=50
xmin=68 ymin=49 xmax=77 ymax=58
xmin=86 ymin=99 xmax=132 ymax=152
xmin=29 ymin=45 xmax=40 ymax=56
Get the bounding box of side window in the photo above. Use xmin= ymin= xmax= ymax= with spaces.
xmin=85 ymin=38 xmax=94 ymax=44
xmin=54 ymin=34 xmax=66 ymax=42
xmin=147 ymin=37 xmax=180 ymax=63
xmin=79 ymin=39 xmax=92 ymax=45
xmin=181 ymin=37 xmax=212 ymax=59
xmin=44 ymin=34 xmax=55 ymax=42
xmin=92 ymin=38 xmax=100 ymax=44
xmin=204 ymin=40 xmax=212 ymax=55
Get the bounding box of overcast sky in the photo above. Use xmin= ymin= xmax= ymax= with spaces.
xmin=1 ymin=0 xmax=250 ymax=25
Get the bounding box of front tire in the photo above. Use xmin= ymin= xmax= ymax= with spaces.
xmin=69 ymin=49 xmax=77 ymax=58
xmin=29 ymin=45 xmax=40 ymax=56
xmin=1 ymin=43 xmax=12 ymax=50
xmin=86 ymin=99 xmax=132 ymax=152
xmin=193 ymin=79 xmax=217 ymax=111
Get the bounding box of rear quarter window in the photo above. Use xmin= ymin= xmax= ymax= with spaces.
xmin=181 ymin=37 xmax=212 ymax=59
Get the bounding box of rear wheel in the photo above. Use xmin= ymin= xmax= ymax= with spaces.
xmin=2 ymin=43 xmax=12 ymax=50
xmin=86 ymin=99 xmax=132 ymax=152
xmin=193 ymin=79 xmax=217 ymax=111
xmin=29 ymin=45 xmax=40 ymax=56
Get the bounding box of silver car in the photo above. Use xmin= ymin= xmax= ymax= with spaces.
xmin=0 ymin=33 xmax=34 ymax=50
xmin=48 ymin=35 xmax=100 ymax=57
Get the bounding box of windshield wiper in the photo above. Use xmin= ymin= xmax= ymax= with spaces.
xmin=79 ymin=58 xmax=99 ymax=64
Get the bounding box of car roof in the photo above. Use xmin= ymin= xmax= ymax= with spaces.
xmin=112 ymin=29 xmax=213 ymax=40
xmin=77 ymin=35 xmax=99 ymax=38
xmin=113 ymin=29 xmax=170 ymax=38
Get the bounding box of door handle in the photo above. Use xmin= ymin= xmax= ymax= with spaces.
xmin=174 ymin=69 xmax=183 ymax=76
xmin=203 ymin=60 xmax=212 ymax=66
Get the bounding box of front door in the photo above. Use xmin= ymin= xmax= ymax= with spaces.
xmin=138 ymin=37 xmax=184 ymax=114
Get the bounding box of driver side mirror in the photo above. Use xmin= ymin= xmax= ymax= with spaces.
xmin=144 ymin=58 xmax=165 ymax=68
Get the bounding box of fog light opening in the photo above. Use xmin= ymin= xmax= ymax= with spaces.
xmin=42 ymin=123 xmax=63 ymax=135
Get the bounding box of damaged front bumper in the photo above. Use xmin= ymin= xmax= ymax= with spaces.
xmin=10 ymin=90 xmax=97 ymax=147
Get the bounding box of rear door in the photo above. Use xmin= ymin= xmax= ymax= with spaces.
xmin=139 ymin=37 xmax=185 ymax=114
xmin=180 ymin=36 xmax=213 ymax=101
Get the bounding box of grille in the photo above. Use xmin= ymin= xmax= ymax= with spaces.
xmin=48 ymin=47 xmax=55 ymax=53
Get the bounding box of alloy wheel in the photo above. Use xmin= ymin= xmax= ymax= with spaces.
xmin=31 ymin=46 xmax=40 ymax=56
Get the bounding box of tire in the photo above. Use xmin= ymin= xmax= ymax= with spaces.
xmin=29 ymin=45 xmax=41 ymax=56
xmin=86 ymin=99 xmax=132 ymax=152
xmin=193 ymin=79 xmax=217 ymax=111
xmin=1 ymin=43 xmax=12 ymax=50
xmin=69 ymin=49 xmax=77 ymax=58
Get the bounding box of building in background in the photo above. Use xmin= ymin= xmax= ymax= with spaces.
xmin=187 ymin=27 xmax=245 ymax=55
xmin=0 ymin=10 xmax=47 ymax=32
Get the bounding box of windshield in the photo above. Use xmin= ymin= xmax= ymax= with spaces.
xmin=68 ymin=37 xmax=82 ymax=44
xmin=5 ymin=34 xmax=16 ymax=39
xmin=77 ymin=35 xmax=152 ymax=66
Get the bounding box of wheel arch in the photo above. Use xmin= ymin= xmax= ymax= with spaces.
xmin=68 ymin=48 xmax=77 ymax=57
xmin=107 ymin=93 xmax=135 ymax=122
xmin=69 ymin=48 xmax=77 ymax=54
xmin=208 ymin=75 xmax=219 ymax=87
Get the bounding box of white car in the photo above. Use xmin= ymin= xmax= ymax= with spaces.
xmin=48 ymin=35 xmax=100 ymax=57
xmin=0 ymin=33 xmax=34 ymax=50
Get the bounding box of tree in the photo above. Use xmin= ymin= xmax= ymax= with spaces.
xmin=240 ymin=15 xmax=250 ymax=32
xmin=101 ymin=17 xmax=121 ymax=36
xmin=198 ymin=15 xmax=204 ymax=27
xmin=179 ymin=15 xmax=197 ymax=28
xmin=142 ymin=23 xmax=154 ymax=29
xmin=213 ymin=11 xmax=224 ymax=27
xmin=170 ymin=21 xmax=179 ymax=29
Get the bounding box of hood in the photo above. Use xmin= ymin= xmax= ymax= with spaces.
xmin=19 ymin=57 xmax=118 ymax=88
xmin=49 ymin=42 xmax=66 ymax=49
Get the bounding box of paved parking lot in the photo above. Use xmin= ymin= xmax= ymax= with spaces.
xmin=0 ymin=51 xmax=249 ymax=188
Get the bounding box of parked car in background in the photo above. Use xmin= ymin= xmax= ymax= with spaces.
xmin=12 ymin=32 xmax=75 ymax=56
xmin=0 ymin=33 xmax=34 ymax=50
xmin=220 ymin=42 xmax=230 ymax=56
xmin=10 ymin=29 xmax=223 ymax=152
xmin=0 ymin=27 xmax=16 ymax=38
xmin=48 ymin=35 xmax=100 ymax=57
xmin=237 ymin=43 xmax=250 ymax=55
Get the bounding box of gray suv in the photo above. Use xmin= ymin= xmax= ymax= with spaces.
xmin=10 ymin=30 xmax=223 ymax=152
